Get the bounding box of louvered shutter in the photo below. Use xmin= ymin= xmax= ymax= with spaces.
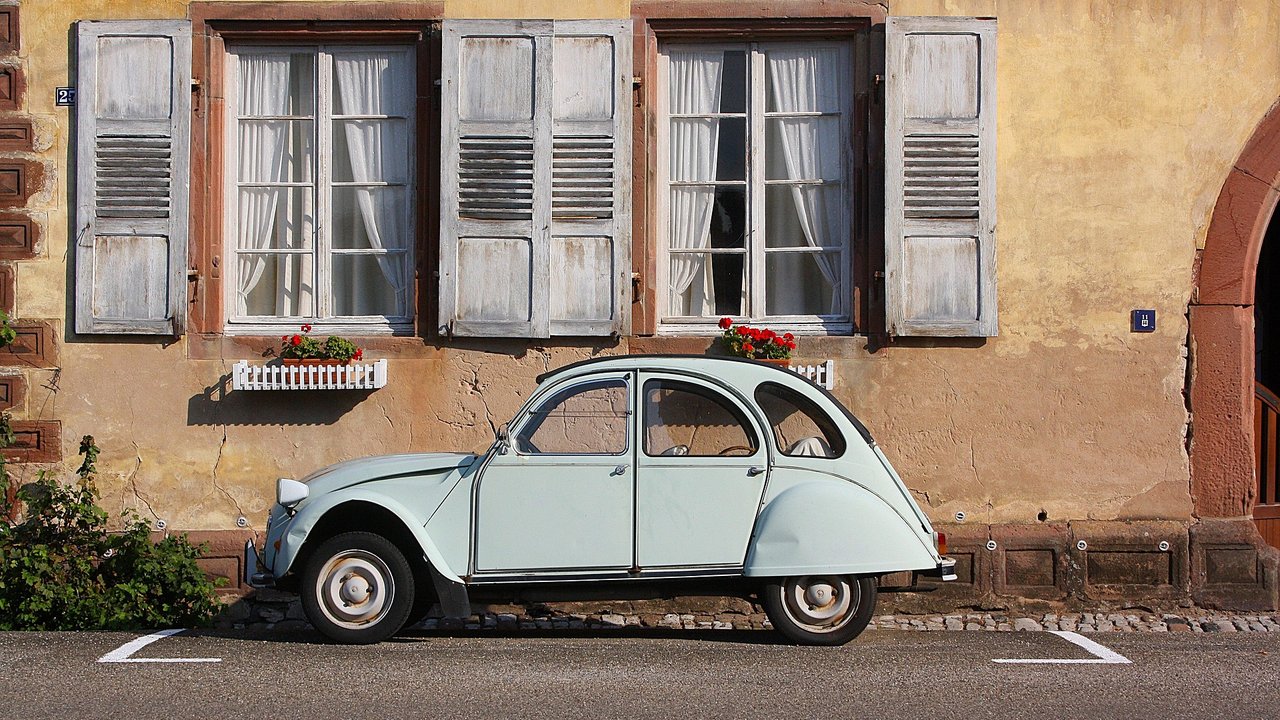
xmin=440 ymin=19 xmax=631 ymax=338
xmin=885 ymin=17 xmax=997 ymax=337
xmin=75 ymin=20 xmax=191 ymax=335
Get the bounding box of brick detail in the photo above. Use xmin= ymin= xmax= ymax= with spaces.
xmin=0 ymin=320 xmax=55 ymax=367
xmin=1191 ymin=518 xmax=1280 ymax=611
xmin=0 ymin=118 xmax=32 ymax=152
xmin=0 ymin=160 xmax=40 ymax=208
xmin=0 ymin=6 xmax=17 ymax=56
xmin=0 ymin=64 xmax=20 ymax=111
xmin=0 ymin=261 xmax=12 ymax=313
xmin=3 ymin=420 xmax=61 ymax=463
xmin=1072 ymin=521 xmax=1189 ymax=602
xmin=992 ymin=523 xmax=1070 ymax=600
xmin=0 ymin=213 xmax=36 ymax=259
xmin=181 ymin=529 xmax=257 ymax=592
xmin=0 ymin=374 xmax=25 ymax=411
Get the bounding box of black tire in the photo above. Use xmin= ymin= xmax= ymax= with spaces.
xmin=301 ymin=531 xmax=415 ymax=644
xmin=762 ymin=574 xmax=876 ymax=646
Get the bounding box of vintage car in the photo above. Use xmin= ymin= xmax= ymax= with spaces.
xmin=245 ymin=355 xmax=955 ymax=645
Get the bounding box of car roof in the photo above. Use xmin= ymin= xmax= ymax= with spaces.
xmin=535 ymin=354 xmax=874 ymax=444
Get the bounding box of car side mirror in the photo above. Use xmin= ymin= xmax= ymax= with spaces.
xmin=495 ymin=423 xmax=510 ymax=455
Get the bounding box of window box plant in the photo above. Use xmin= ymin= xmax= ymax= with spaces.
xmin=718 ymin=317 xmax=797 ymax=367
xmin=278 ymin=325 xmax=365 ymax=366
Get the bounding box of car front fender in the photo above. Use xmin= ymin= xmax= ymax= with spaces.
xmin=743 ymin=481 xmax=938 ymax=577
xmin=274 ymin=487 xmax=465 ymax=585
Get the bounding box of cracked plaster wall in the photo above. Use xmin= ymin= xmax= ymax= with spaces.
xmin=13 ymin=0 xmax=1280 ymax=531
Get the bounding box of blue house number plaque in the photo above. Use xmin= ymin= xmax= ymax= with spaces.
xmin=1131 ymin=309 xmax=1156 ymax=333
xmin=56 ymin=87 xmax=76 ymax=106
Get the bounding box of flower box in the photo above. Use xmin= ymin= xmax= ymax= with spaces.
xmin=231 ymin=359 xmax=387 ymax=391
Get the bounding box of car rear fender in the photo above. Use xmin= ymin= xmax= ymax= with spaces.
xmin=743 ymin=481 xmax=938 ymax=577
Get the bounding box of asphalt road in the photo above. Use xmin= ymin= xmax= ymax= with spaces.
xmin=1 ymin=626 xmax=1278 ymax=719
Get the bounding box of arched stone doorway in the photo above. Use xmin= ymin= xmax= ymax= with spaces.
xmin=1191 ymin=99 xmax=1280 ymax=609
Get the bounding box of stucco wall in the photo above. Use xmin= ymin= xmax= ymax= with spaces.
xmin=9 ymin=0 xmax=1280 ymax=535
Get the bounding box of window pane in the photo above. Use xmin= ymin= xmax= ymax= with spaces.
xmin=516 ymin=380 xmax=629 ymax=455
xmin=332 ymin=254 xmax=405 ymax=317
xmin=765 ymin=251 xmax=841 ymax=316
xmin=764 ymin=184 xmax=845 ymax=249
xmin=644 ymin=380 xmax=758 ymax=457
xmin=236 ymin=187 xmax=315 ymax=250
xmin=331 ymin=119 xmax=409 ymax=184
xmin=331 ymin=186 xmax=408 ymax=251
xmin=719 ymin=50 xmax=748 ymax=113
xmin=669 ymin=253 xmax=744 ymax=317
xmin=669 ymin=118 xmax=721 ymax=183
xmin=668 ymin=49 xmax=726 ymax=114
xmin=238 ymin=52 xmax=314 ymax=117
xmin=331 ymin=51 xmax=412 ymax=117
xmin=715 ymin=116 xmax=747 ymax=181
xmin=765 ymin=117 xmax=843 ymax=181
xmin=238 ymin=119 xmax=314 ymax=183
xmin=755 ymin=382 xmax=845 ymax=458
xmin=236 ymin=252 xmax=314 ymax=317
xmin=764 ymin=46 xmax=844 ymax=114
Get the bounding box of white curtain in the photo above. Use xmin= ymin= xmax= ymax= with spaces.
xmin=767 ymin=48 xmax=843 ymax=315
xmin=334 ymin=53 xmax=409 ymax=316
xmin=668 ymin=50 xmax=724 ymax=316
xmin=236 ymin=54 xmax=292 ymax=316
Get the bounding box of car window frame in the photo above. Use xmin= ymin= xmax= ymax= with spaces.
xmin=754 ymin=380 xmax=847 ymax=459
xmin=639 ymin=376 xmax=763 ymax=459
xmin=510 ymin=375 xmax=633 ymax=457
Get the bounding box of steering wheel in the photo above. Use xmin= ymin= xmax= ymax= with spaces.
xmin=718 ymin=445 xmax=755 ymax=456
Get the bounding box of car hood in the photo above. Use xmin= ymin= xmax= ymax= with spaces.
xmin=299 ymin=452 xmax=479 ymax=496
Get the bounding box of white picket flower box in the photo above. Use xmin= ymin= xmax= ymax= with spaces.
xmin=789 ymin=359 xmax=835 ymax=390
xmin=232 ymin=359 xmax=388 ymax=391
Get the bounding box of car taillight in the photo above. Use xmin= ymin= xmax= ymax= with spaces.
xmin=936 ymin=532 xmax=948 ymax=556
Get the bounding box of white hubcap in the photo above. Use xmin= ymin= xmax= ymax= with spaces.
xmin=783 ymin=576 xmax=858 ymax=633
xmin=316 ymin=550 xmax=394 ymax=629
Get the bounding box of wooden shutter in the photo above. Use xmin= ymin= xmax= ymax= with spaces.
xmin=75 ymin=20 xmax=191 ymax=335
xmin=440 ymin=19 xmax=631 ymax=338
xmin=885 ymin=17 xmax=996 ymax=337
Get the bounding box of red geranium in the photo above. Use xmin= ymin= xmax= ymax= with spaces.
xmin=290 ymin=335 xmax=302 ymax=346
xmin=742 ymin=342 xmax=755 ymax=354
xmin=301 ymin=323 xmax=313 ymax=333
xmin=353 ymin=349 xmax=364 ymax=361
xmin=718 ymin=317 xmax=733 ymax=330
xmin=719 ymin=321 xmax=796 ymax=361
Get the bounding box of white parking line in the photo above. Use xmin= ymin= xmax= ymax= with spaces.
xmin=993 ymin=630 xmax=1132 ymax=664
xmin=97 ymin=629 xmax=221 ymax=664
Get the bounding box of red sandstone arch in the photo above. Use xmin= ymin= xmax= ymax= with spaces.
xmin=1192 ymin=99 xmax=1280 ymax=517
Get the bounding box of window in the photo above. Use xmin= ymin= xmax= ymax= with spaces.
xmin=755 ymin=382 xmax=845 ymax=458
xmin=657 ymin=41 xmax=854 ymax=333
xmin=225 ymin=45 xmax=415 ymax=332
xmin=643 ymin=379 xmax=758 ymax=456
xmin=515 ymin=379 xmax=630 ymax=455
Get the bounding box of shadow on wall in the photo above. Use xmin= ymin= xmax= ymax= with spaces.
xmin=187 ymin=374 xmax=375 ymax=426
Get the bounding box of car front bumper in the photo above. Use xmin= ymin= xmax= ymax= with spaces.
xmin=243 ymin=540 xmax=275 ymax=588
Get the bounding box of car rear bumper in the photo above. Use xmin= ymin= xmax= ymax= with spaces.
xmin=915 ymin=556 xmax=958 ymax=582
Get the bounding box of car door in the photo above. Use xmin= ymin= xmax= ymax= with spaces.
xmin=472 ymin=372 xmax=634 ymax=573
xmin=635 ymin=373 xmax=769 ymax=569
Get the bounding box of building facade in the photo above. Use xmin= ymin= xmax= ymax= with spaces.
xmin=4 ymin=0 xmax=1280 ymax=612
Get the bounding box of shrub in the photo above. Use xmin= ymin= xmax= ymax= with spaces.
xmin=0 ymin=428 xmax=223 ymax=630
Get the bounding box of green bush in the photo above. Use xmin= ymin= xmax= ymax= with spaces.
xmin=0 ymin=429 xmax=223 ymax=630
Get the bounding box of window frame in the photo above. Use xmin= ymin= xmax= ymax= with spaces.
xmin=655 ymin=39 xmax=857 ymax=335
xmin=633 ymin=15 xmax=874 ymax=338
xmin=222 ymin=41 xmax=418 ymax=335
xmin=641 ymin=377 xmax=760 ymax=458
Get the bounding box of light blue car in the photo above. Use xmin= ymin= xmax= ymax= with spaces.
xmin=245 ymin=355 xmax=956 ymax=645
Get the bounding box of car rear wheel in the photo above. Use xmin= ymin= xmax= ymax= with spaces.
xmin=302 ymin=531 xmax=414 ymax=644
xmin=762 ymin=574 xmax=876 ymax=646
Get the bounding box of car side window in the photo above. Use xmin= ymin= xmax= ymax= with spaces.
xmin=643 ymin=379 xmax=759 ymax=457
xmin=515 ymin=379 xmax=629 ymax=455
xmin=754 ymin=382 xmax=846 ymax=458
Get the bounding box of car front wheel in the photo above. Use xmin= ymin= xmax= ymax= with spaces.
xmin=301 ymin=532 xmax=414 ymax=644
xmin=762 ymin=574 xmax=876 ymax=646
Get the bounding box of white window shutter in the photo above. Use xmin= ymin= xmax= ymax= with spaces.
xmin=885 ymin=17 xmax=996 ymax=337
xmin=75 ymin=20 xmax=191 ymax=335
xmin=439 ymin=19 xmax=631 ymax=338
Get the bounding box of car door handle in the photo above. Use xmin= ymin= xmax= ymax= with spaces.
xmin=611 ymin=464 xmax=628 ymax=476
xmin=747 ymin=466 xmax=765 ymax=477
